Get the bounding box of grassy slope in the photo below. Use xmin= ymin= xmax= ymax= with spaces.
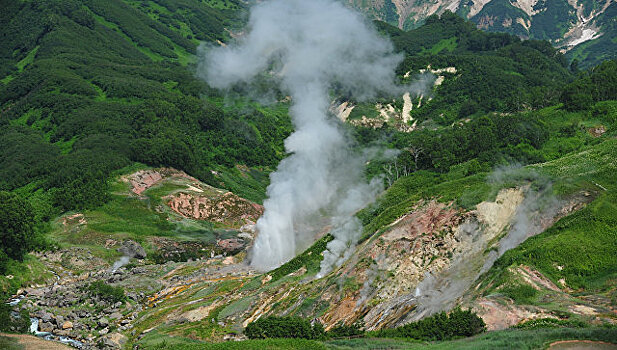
xmin=327 ymin=328 xmax=617 ymax=349
xmin=484 ymin=138 xmax=617 ymax=292
xmin=131 ymin=100 xmax=617 ymax=349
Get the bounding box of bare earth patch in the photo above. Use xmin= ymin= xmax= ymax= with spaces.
xmin=1 ymin=333 xmax=71 ymax=350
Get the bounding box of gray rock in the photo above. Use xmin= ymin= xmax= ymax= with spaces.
xmin=40 ymin=311 xmax=54 ymax=323
xmin=99 ymin=327 xmax=109 ymax=335
xmin=98 ymin=317 xmax=109 ymax=328
xmin=109 ymin=312 xmax=122 ymax=320
xmin=100 ymin=333 xmax=127 ymax=349
xmin=40 ymin=321 xmax=54 ymax=333
xmin=117 ymin=240 xmax=146 ymax=259
xmin=55 ymin=315 xmax=64 ymax=327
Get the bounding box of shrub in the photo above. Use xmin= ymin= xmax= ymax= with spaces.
xmin=244 ymin=316 xmax=325 ymax=340
xmin=515 ymin=318 xmax=589 ymax=329
xmin=86 ymin=281 xmax=126 ymax=303
xmin=0 ymin=303 xmax=30 ymax=333
xmin=0 ymin=192 xmax=36 ymax=273
xmin=327 ymin=322 xmax=364 ymax=338
xmin=371 ymin=307 xmax=486 ymax=341
xmin=500 ymin=284 xmax=537 ymax=304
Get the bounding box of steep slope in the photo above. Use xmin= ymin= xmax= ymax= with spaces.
xmin=1 ymin=1 xmax=617 ymax=349
xmin=348 ymin=0 xmax=617 ymax=67
xmin=346 ymin=13 xmax=572 ymax=129
xmin=2 ymin=165 xmax=263 ymax=348
xmin=123 ymin=135 xmax=617 ymax=349
xmin=0 ymin=0 xmax=292 ymax=212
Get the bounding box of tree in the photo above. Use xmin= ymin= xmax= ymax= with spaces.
xmin=0 ymin=192 xmax=35 ymax=272
xmin=560 ymin=78 xmax=593 ymax=111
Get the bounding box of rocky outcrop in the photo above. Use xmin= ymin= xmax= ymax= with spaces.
xmin=349 ymin=0 xmax=614 ymax=52
xmin=167 ymin=191 xmax=264 ymax=226
xmin=123 ymin=168 xmax=198 ymax=196
xmin=127 ymin=169 xmax=163 ymax=195
xmin=117 ymin=240 xmax=146 ymax=259
xmin=211 ymin=186 xmax=595 ymax=332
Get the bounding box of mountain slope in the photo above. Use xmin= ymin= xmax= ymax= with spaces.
xmin=0 ymin=0 xmax=292 ymax=210
xmin=1 ymin=2 xmax=617 ymax=349
xmin=348 ymin=0 xmax=617 ymax=67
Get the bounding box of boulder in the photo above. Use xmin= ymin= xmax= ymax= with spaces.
xmin=98 ymin=317 xmax=109 ymax=328
xmin=62 ymin=321 xmax=73 ymax=329
xmin=40 ymin=321 xmax=54 ymax=332
xmin=100 ymin=333 xmax=127 ymax=349
xmin=39 ymin=311 xmax=54 ymax=323
xmin=117 ymin=240 xmax=146 ymax=259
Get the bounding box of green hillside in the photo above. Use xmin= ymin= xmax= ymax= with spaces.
xmin=0 ymin=0 xmax=292 ymax=210
xmin=0 ymin=3 xmax=616 ymax=350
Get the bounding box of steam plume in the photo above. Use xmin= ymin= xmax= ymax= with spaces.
xmin=111 ymin=256 xmax=130 ymax=273
xmin=200 ymin=0 xmax=428 ymax=271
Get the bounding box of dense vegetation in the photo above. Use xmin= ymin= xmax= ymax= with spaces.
xmin=86 ymin=280 xmax=126 ymax=303
xmin=371 ymin=308 xmax=486 ymax=341
xmin=0 ymin=192 xmax=47 ymax=272
xmin=244 ymin=309 xmax=484 ymax=342
xmin=0 ymin=0 xmax=291 ymax=287
xmin=373 ymin=12 xmax=572 ymax=125
xmin=0 ymin=0 xmax=291 ymax=213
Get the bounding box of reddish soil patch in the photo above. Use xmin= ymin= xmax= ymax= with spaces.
xmin=126 ymin=168 xmax=197 ymax=195
xmin=62 ymin=213 xmax=86 ymax=227
xmin=167 ymin=191 xmax=263 ymax=225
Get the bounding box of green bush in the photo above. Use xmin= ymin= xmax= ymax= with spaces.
xmin=327 ymin=322 xmax=365 ymax=338
xmin=371 ymin=307 xmax=486 ymax=341
xmin=500 ymin=283 xmax=537 ymax=304
xmin=268 ymin=235 xmax=333 ymax=282
xmin=515 ymin=318 xmax=588 ymax=330
xmin=244 ymin=316 xmax=325 ymax=340
xmin=0 ymin=303 xmax=30 ymax=333
xmin=0 ymin=192 xmax=37 ymax=273
xmin=86 ymin=281 xmax=126 ymax=303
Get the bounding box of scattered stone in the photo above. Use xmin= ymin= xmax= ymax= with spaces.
xmin=62 ymin=321 xmax=73 ymax=329
xmin=99 ymin=327 xmax=109 ymax=335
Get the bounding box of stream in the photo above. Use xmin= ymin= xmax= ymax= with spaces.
xmin=29 ymin=317 xmax=84 ymax=348
xmin=6 ymin=268 xmax=85 ymax=349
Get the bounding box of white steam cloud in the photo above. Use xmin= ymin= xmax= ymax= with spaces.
xmin=408 ymin=168 xmax=561 ymax=321
xmin=199 ymin=0 xmax=429 ymax=271
xmin=111 ymin=255 xmax=130 ymax=273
